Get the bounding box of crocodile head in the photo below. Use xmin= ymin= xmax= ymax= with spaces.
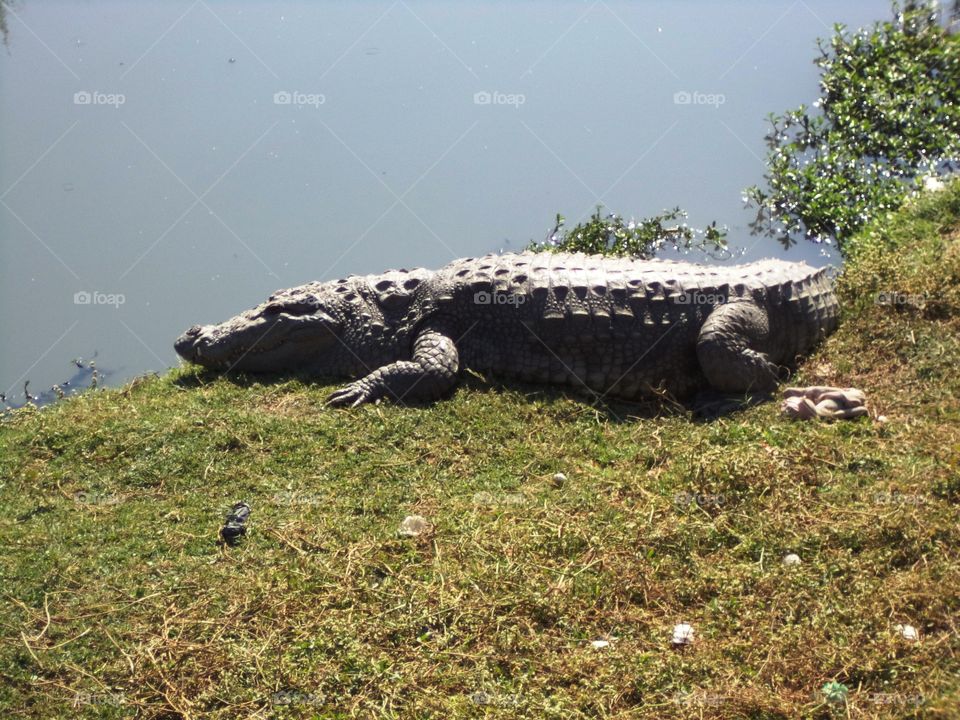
xmin=175 ymin=282 xmax=366 ymax=376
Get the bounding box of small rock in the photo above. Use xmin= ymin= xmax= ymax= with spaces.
xmin=590 ymin=639 xmax=610 ymax=649
xmin=896 ymin=623 xmax=919 ymax=641
xmin=398 ymin=515 xmax=429 ymax=537
xmin=671 ymin=623 xmax=694 ymax=647
xmin=877 ymin=415 xmax=888 ymax=423
xmin=783 ymin=553 xmax=802 ymax=566
xmin=220 ymin=501 xmax=250 ymax=545
xmin=552 ymin=472 xmax=566 ymax=487
xmin=782 ymin=386 xmax=867 ymax=421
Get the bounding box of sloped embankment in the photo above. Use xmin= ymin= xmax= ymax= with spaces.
xmin=1 ymin=185 xmax=959 ymax=718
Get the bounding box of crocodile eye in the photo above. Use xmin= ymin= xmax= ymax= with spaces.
xmin=264 ymin=299 xmax=317 ymax=317
xmin=283 ymin=300 xmax=318 ymax=316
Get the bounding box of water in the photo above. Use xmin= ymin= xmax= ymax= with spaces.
xmin=1 ymin=0 xmax=898 ymax=404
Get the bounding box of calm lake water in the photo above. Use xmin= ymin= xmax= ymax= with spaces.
xmin=1 ymin=0 xmax=897 ymax=404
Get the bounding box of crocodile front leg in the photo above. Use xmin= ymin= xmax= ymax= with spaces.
xmin=696 ymin=299 xmax=784 ymax=394
xmin=327 ymin=327 xmax=459 ymax=407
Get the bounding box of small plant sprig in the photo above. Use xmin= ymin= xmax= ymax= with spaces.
xmin=528 ymin=206 xmax=728 ymax=260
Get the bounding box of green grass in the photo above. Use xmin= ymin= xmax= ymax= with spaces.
xmin=2 ymin=186 xmax=960 ymax=719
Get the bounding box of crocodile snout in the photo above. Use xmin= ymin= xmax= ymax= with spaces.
xmin=174 ymin=325 xmax=205 ymax=361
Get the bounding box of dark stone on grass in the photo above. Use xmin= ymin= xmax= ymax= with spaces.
xmin=220 ymin=501 xmax=250 ymax=544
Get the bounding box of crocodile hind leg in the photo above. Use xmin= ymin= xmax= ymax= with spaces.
xmin=696 ymin=299 xmax=784 ymax=395
xmin=327 ymin=327 xmax=459 ymax=407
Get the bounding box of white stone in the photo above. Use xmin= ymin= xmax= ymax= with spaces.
xmin=896 ymin=623 xmax=919 ymax=641
xmin=398 ymin=515 xmax=429 ymax=537
xmin=783 ymin=553 xmax=802 ymax=566
xmin=590 ymin=639 xmax=610 ymax=649
xmin=671 ymin=623 xmax=694 ymax=646
xmin=553 ymin=472 xmax=567 ymax=486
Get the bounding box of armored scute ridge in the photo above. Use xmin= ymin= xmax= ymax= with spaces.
xmin=175 ymin=252 xmax=839 ymax=406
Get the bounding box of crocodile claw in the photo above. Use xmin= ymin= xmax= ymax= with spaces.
xmin=326 ymin=380 xmax=375 ymax=407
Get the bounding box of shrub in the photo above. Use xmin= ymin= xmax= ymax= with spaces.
xmin=744 ymin=1 xmax=960 ymax=256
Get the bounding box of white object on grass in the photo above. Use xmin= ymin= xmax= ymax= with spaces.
xmin=398 ymin=515 xmax=429 ymax=537
xmin=672 ymin=623 xmax=695 ymax=646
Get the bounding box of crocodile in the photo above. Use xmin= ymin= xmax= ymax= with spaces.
xmin=174 ymin=252 xmax=839 ymax=407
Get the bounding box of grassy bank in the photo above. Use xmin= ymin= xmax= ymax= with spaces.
xmin=2 ymin=186 xmax=960 ymax=719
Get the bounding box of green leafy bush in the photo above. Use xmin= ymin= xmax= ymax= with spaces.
xmin=744 ymin=1 xmax=960 ymax=256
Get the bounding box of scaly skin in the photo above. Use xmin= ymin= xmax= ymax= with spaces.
xmin=174 ymin=252 xmax=839 ymax=406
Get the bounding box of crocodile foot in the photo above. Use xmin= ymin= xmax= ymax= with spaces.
xmin=327 ymin=379 xmax=378 ymax=408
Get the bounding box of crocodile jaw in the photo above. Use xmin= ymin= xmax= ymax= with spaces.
xmin=175 ymin=307 xmax=340 ymax=372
